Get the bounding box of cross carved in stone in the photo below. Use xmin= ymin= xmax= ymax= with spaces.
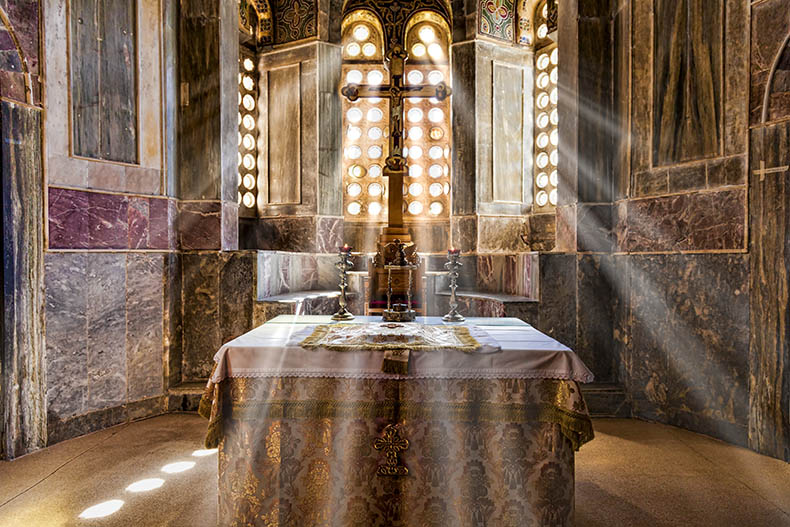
xmin=341 ymin=45 xmax=451 ymax=229
xmin=372 ymin=423 xmax=409 ymax=476
xmin=753 ymin=159 xmax=790 ymax=182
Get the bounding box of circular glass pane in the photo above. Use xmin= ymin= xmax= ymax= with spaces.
xmin=537 ymin=73 xmax=550 ymax=89
xmin=368 ymin=182 xmax=382 ymax=196
xmin=550 ymin=149 xmax=558 ymax=166
xmin=368 ymin=145 xmax=383 ymax=159
xmin=429 ymin=127 xmax=444 ymax=140
xmin=347 ymin=126 xmax=362 ymax=140
xmin=407 ymin=70 xmax=424 ymax=85
xmin=537 ymin=133 xmax=550 ymax=149
xmin=409 ymin=126 xmax=423 ymax=140
xmin=346 ymin=69 xmax=363 ymax=84
xmin=409 ymin=164 xmax=423 ymax=178
xmin=543 ymin=4 xmax=549 ymax=18
xmin=242 ymin=134 xmax=255 ymax=150
xmin=428 ymin=70 xmax=444 ymax=85
xmin=408 ymin=182 xmax=423 ymax=196
xmin=429 ymin=164 xmax=443 ymax=178
xmin=537 ymin=93 xmax=550 ymax=109
xmin=347 ymin=201 xmax=362 ymax=215
xmin=347 ymin=108 xmax=363 ymax=123
xmin=346 ymin=42 xmax=361 ymax=57
xmin=409 ymin=146 xmax=423 ymax=159
xmin=537 ymin=152 xmax=549 ymax=168
xmin=443 ymin=182 xmax=450 ymax=194
xmin=368 ymin=202 xmax=382 ymax=215
xmin=550 ymin=170 xmax=558 ymax=186
xmin=353 ymin=25 xmax=369 ymax=41
xmin=549 ymin=188 xmax=558 ymax=205
xmin=367 ymin=70 xmax=384 ymax=85
xmin=362 ymin=43 xmax=377 ymax=57
xmin=551 ymin=108 xmax=559 ymax=125
xmin=242 ymin=94 xmax=256 ymax=111
xmin=347 ymin=182 xmax=362 ymax=197
xmin=412 ymin=43 xmax=426 ymax=58
xmin=242 ymin=75 xmax=254 ymax=91
xmin=429 ymin=201 xmax=443 ymax=215
xmin=368 ymin=127 xmax=383 ymax=140
xmin=429 ymin=146 xmax=443 ymax=159
xmin=537 ymin=24 xmax=548 ymax=39
xmin=536 ymin=172 xmax=549 ymax=188
xmin=427 ymin=43 xmax=443 ymax=60
xmin=237 ymin=152 xmax=242 ymax=166
xmin=407 ymin=108 xmax=424 ymax=123
xmin=242 ymin=154 xmax=255 ymax=170
xmin=367 ymin=108 xmax=383 ymax=122
xmin=243 ymin=58 xmax=255 ymax=71
xmin=550 ymin=67 xmax=558 ymax=84
xmin=550 ymin=87 xmax=558 ymax=104
xmin=537 ymin=54 xmax=550 ymax=70
xmin=428 ymin=108 xmax=444 ymax=123
xmin=537 ymin=113 xmax=550 ymax=129
xmin=349 ymin=164 xmax=364 ymax=178
xmin=408 ymin=201 xmax=423 ymax=215
xmin=403 ymin=146 xmax=409 ymax=158
xmin=551 ymin=48 xmax=559 ymax=65
xmin=369 ymin=164 xmax=382 ymax=178
xmin=243 ymin=192 xmax=256 ymax=208
xmin=419 ymin=26 xmax=436 ymax=43
xmin=243 ymin=174 xmax=256 ymax=190
xmin=243 ymin=114 xmax=255 ymax=130
xmin=536 ymin=190 xmax=549 ymax=207
xmin=237 ymin=191 xmax=241 ymax=205
xmin=429 ymin=182 xmax=443 ymax=197
xmin=345 ymin=146 xmax=362 ymax=159
xmin=550 ymin=129 xmax=559 ymax=146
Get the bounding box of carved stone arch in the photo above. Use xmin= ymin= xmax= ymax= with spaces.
xmin=239 ymin=0 xmax=273 ymax=45
xmin=0 ymin=6 xmax=33 ymax=103
xmin=342 ymin=0 xmax=451 ymax=52
xmin=762 ymin=31 xmax=790 ymax=123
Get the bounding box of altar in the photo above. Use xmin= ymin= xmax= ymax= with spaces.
xmin=199 ymin=315 xmax=594 ymax=526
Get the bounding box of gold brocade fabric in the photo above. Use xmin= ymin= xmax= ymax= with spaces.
xmin=202 ymin=377 xmax=593 ymax=527
xmin=299 ymin=324 xmax=482 ymax=353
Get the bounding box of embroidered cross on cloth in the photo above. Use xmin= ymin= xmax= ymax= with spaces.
xmin=299 ymin=323 xmax=484 ymax=374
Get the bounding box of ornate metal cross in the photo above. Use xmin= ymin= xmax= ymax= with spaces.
xmin=373 ymin=423 xmax=410 ymax=476
xmin=341 ymin=45 xmax=451 ymax=229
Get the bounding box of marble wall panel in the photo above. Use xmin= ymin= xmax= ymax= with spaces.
xmin=219 ymin=252 xmax=255 ymax=343
xmin=179 ymin=201 xmax=222 ymax=250
xmin=536 ymin=254 xmax=577 ymax=349
xmin=45 ymin=253 xmax=89 ymax=420
xmin=627 ymin=254 xmax=750 ymax=445
xmin=750 ymin=0 xmax=790 ymax=124
xmin=767 ymin=40 xmax=790 ymax=122
xmin=526 ymin=213 xmax=556 ymax=252
xmin=577 ymin=255 xmax=616 ymax=383
xmin=2 ymin=101 xmax=45 ymax=458
xmin=163 ymin=252 xmax=183 ymax=388
xmin=623 ymin=188 xmax=746 ymax=252
xmin=315 ymin=216 xmax=343 ymax=254
xmin=477 ymin=215 xmax=525 ymax=252
xmin=85 ymin=254 xmax=127 ymax=411
xmin=126 ymin=254 xmax=164 ymax=400
xmin=181 ymin=252 xmax=222 ymax=381
xmin=576 ymin=204 xmax=612 ymax=253
xmin=0 ymin=0 xmax=40 ymax=104
xmin=451 ymin=215 xmax=477 ymax=253
xmin=749 ymin=122 xmax=790 ymax=461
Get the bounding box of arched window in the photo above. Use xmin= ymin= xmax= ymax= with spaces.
xmin=341 ymin=9 xmax=452 ymax=222
xmin=532 ymin=0 xmax=558 ymax=211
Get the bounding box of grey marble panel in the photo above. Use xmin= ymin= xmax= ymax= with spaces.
xmin=85 ymin=254 xmax=127 ymax=411
xmin=182 ymin=253 xmax=221 ymax=381
xmin=220 ymin=252 xmax=255 ymax=343
xmin=126 ymin=254 xmax=164 ymax=401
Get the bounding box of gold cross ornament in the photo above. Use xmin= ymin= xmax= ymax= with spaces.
xmin=753 ymin=159 xmax=789 ymax=182
xmin=373 ymin=423 xmax=410 ymax=476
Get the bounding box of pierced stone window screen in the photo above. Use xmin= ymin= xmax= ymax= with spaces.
xmin=341 ymin=10 xmax=451 ymax=222
xmin=532 ymin=0 xmax=558 ymax=211
xmin=238 ymin=51 xmax=259 ymax=214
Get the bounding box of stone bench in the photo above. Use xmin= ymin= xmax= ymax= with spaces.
xmin=254 ymin=290 xmax=357 ymax=325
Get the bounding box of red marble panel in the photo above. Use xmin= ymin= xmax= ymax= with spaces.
xmin=624 ymin=188 xmax=746 ymax=252
xmin=48 ymin=187 xmax=90 ymax=249
xmin=179 ymin=201 xmax=222 ymax=250
xmin=86 ymin=191 xmax=128 ymax=249
xmin=128 ymin=197 xmax=150 ymax=249
xmin=149 ymin=197 xmax=175 ymax=250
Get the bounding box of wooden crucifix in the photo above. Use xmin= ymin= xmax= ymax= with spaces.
xmin=753 ymin=160 xmax=790 ymax=182
xmin=341 ymin=45 xmax=451 ymax=230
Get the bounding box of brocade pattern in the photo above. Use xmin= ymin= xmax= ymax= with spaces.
xmin=206 ymin=377 xmax=592 ymax=526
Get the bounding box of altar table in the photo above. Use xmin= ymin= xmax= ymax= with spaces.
xmin=200 ymin=316 xmax=594 ymax=527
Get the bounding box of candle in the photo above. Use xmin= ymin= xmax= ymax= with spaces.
xmin=448 ymin=248 xmax=460 ymax=255
xmin=340 ymin=244 xmax=352 ymax=253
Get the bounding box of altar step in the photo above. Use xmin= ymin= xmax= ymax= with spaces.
xmin=581 ymin=383 xmax=631 ymax=418
xmin=167 ymin=382 xmax=205 ymax=412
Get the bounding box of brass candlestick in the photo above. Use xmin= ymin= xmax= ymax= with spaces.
xmin=332 ymin=245 xmax=355 ymax=321
xmin=442 ymin=248 xmax=465 ymax=322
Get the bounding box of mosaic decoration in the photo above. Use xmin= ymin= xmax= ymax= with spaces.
xmin=479 ymin=0 xmax=515 ymax=41
xmin=272 ymin=0 xmax=317 ymax=45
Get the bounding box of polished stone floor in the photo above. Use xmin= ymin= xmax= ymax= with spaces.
xmin=0 ymin=415 xmax=788 ymax=526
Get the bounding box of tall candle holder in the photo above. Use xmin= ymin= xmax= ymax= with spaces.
xmin=442 ymin=248 xmax=465 ymax=322
xmin=331 ymin=245 xmax=355 ymax=321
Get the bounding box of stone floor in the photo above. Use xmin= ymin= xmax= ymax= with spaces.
xmin=0 ymin=415 xmax=788 ymax=526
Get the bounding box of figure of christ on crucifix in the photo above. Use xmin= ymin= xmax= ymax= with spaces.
xmin=341 ymin=44 xmax=452 ymax=314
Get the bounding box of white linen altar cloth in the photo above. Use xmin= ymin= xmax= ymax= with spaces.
xmin=210 ymin=316 xmax=594 ymax=383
